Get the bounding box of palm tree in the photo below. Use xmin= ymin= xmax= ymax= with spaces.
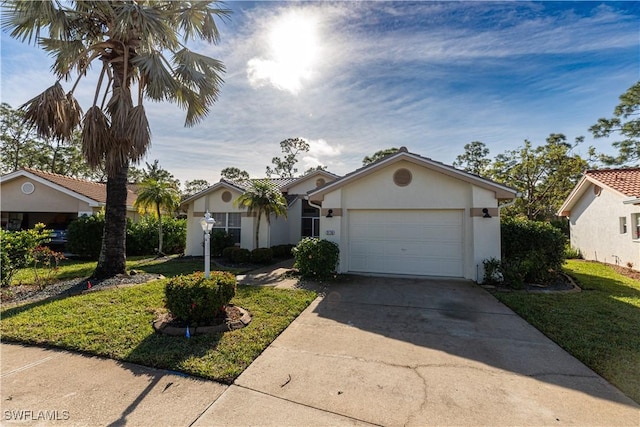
xmin=134 ymin=178 xmax=180 ymax=256
xmin=2 ymin=1 xmax=228 ymax=278
xmin=235 ymin=180 xmax=288 ymax=249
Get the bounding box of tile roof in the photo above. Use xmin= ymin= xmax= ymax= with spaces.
xmin=22 ymin=168 xmax=137 ymax=207
xmin=586 ymin=168 xmax=640 ymax=198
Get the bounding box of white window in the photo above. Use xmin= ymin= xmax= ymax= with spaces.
xmin=633 ymin=213 xmax=640 ymax=240
xmin=620 ymin=217 xmax=628 ymax=234
xmin=212 ymin=212 xmax=242 ymax=244
xmin=301 ymin=200 xmax=320 ymax=238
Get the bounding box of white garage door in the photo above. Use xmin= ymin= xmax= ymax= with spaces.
xmin=349 ymin=209 xmax=464 ymax=277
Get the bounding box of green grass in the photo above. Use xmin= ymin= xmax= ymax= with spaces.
xmin=10 ymin=255 xmax=245 ymax=285
xmin=0 ymin=280 xmax=316 ymax=383
xmin=493 ymin=260 xmax=640 ymax=403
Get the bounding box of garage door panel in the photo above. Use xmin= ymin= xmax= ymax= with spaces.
xmin=348 ymin=210 xmax=464 ymax=277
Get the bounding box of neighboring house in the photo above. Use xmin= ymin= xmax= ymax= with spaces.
xmin=181 ymin=170 xmax=340 ymax=256
xmin=558 ymin=168 xmax=640 ymax=270
xmin=184 ymin=147 xmax=518 ymax=281
xmin=0 ymin=168 xmax=138 ymax=233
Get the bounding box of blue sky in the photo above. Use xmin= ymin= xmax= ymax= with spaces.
xmin=1 ymin=1 xmax=638 ymax=184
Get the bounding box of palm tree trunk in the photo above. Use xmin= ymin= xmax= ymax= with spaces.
xmin=94 ymin=164 xmax=128 ymax=278
xmin=255 ymin=212 xmax=261 ymax=249
xmin=156 ymin=202 xmax=164 ymax=255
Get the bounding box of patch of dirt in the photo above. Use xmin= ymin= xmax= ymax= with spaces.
xmin=610 ymin=265 xmax=640 ymax=281
xmin=1 ymin=273 xmax=163 ymax=305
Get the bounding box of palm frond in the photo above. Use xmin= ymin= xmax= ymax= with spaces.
xmin=171 ymin=1 xmax=231 ymax=44
xmin=1 ymin=0 xmax=58 ymax=43
xmin=127 ymin=105 xmax=151 ymax=164
xmin=113 ymin=2 xmax=179 ymax=51
xmin=19 ymin=82 xmax=80 ymax=141
xmin=81 ymin=105 xmax=111 ymax=169
xmin=39 ymin=38 xmax=91 ymax=79
xmin=132 ymin=51 xmax=178 ymax=101
xmin=106 ymin=86 xmax=133 ymax=139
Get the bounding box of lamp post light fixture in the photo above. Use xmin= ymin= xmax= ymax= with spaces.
xmin=200 ymin=211 xmax=216 ymax=278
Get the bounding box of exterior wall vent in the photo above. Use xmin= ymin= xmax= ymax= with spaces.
xmin=221 ymin=190 xmax=232 ymax=202
xmin=21 ymin=182 xmax=35 ymax=195
xmin=393 ymin=168 xmax=412 ymax=187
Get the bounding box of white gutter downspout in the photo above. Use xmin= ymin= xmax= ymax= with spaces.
xmin=305 ymin=195 xmax=323 ymax=211
xmin=498 ymin=193 xmax=521 ymax=212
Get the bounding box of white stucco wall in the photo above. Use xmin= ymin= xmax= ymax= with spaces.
xmin=568 ymin=184 xmax=640 ymax=269
xmin=316 ymin=161 xmax=502 ymax=280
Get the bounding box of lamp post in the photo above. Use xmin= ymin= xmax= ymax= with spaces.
xmin=200 ymin=211 xmax=216 ymax=278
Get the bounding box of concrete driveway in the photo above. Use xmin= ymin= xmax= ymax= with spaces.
xmin=200 ymin=275 xmax=639 ymax=426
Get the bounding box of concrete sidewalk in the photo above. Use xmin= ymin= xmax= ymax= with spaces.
xmin=2 ymin=271 xmax=639 ymax=426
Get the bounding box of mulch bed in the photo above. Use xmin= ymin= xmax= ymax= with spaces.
xmin=484 ymin=272 xmax=580 ymax=293
xmin=153 ymin=305 xmax=252 ymax=335
xmin=0 ymin=273 xmax=163 ymax=306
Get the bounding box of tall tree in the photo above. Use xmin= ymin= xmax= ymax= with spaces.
xmin=182 ymin=179 xmax=210 ymax=199
xmin=220 ymin=166 xmax=250 ymax=182
xmin=3 ymin=1 xmax=229 ymax=278
xmin=134 ymin=178 xmax=180 ymax=256
xmin=590 ymin=81 xmax=640 ymax=166
xmin=265 ymin=137 xmax=310 ymax=178
xmin=489 ymin=134 xmax=589 ymax=220
xmin=453 ymin=141 xmax=490 ymax=175
xmin=234 ymin=180 xmax=287 ymax=249
xmin=362 ymin=147 xmax=399 ymax=166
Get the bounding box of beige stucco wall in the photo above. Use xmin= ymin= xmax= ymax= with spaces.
xmin=185 ymin=186 xmax=246 ymax=256
xmin=317 ymin=161 xmax=503 ymax=280
xmin=569 ymin=184 xmax=640 ymax=270
xmin=1 ymin=177 xmax=94 ymax=213
xmin=286 ymin=172 xmax=335 ymax=195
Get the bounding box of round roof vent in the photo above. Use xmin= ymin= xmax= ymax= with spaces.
xmin=393 ymin=168 xmax=412 ymax=187
xmin=21 ymin=182 xmax=35 ymax=195
xmin=221 ymin=190 xmax=232 ymax=202
xmin=316 ymin=178 xmax=326 ymax=187
xmin=593 ymin=185 xmax=602 ymax=197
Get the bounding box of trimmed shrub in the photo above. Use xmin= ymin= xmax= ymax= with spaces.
xmin=293 ymin=237 xmax=339 ymax=278
xmin=210 ymin=230 xmax=235 ymax=257
xmin=501 ymin=217 xmax=566 ymax=285
xmin=251 ymin=248 xmax=273 ymax=264
xmin=164 ymin=271 xmax=237 ymax=326
xmin=271 ymin=244 xmax=295 ymax=258
xmin=127 ymin=216 xmax=186 ymax=256
xmin=222 ymin=246 xmax=237 ymax=261
xmin=66 ymin=213 xmax=104 ymax=259
xmin=0 ymin=224 xmax=51 ymax=287
xmin=232 ymin=248 xmax=251 ymax=263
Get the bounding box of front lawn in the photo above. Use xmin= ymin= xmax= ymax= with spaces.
xmin=493 ymin=260 xmax=640 ymax=403
xmin=8 ymin=255 xmax=245 ymax=286
xmin=0 ymin=279 xmax=316 ymax=383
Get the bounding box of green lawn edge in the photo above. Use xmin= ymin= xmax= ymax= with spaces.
xmin=0 ymin=280 xmax=316 ymax=384
xmin=493 ymin=260 xmax=640 ymax=403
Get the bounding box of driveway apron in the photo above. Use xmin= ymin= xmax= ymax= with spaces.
xmin=201 ymin=275 xmax=639 ymax=426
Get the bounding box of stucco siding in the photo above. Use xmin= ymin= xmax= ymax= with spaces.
xmin=315 ymin=161 xmax=503 ymax=280
xmin=341 ymin=161 xmax=471 ymax=209
xmin=1 ymin=177 xmax=91 ymax=212
xmin=569 ymin=183 xmax=639 ymax=269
